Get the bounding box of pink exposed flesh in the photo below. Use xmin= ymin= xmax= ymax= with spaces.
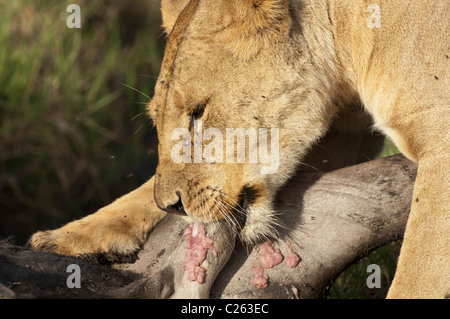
xmin=285 ymin=241 xmax=300 ymax=268
xmin=258 ymin=241 xmax=283 ymax=269
xmin=252 ymin=240 xmax=301 ymax=289
xmin=183 ymin=222 xmax=217 ymax=284
xmin=252 ymin=266 xmax=269 ymax=289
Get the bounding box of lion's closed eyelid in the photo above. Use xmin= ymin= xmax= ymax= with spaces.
xmin=188 ymin=98 xmax=210 ymax=119
xmin=190 ymin=103 xmax=206 ymax=120
xmin=188 ymin=101 xmax=209 ymax=131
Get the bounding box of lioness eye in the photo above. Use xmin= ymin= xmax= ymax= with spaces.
xmin=189 ymin=103 xmax=206 ymax=130
xmin=191 ymin=103 xmax=206 ymax=120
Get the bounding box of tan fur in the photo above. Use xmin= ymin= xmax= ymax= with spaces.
xmin=32 ymin=0 xmax=449 ymax=298
xmin=31 ymin=177 xmax=166 ymax=262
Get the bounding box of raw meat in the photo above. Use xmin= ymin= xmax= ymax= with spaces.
xmin=183 ymin=222 xmax=217 ymax=284
xmin=284 ymin=241 xmax=300 ymax=268
xmin=252 ymin=266 xmax=269 ymax=289
xmin=252 ymin=240 xmax=301 ymax=289
xmin=258 ymin=241 xmax=283 ymax=269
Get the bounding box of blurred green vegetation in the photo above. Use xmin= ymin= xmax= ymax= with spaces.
xmin=0 ymin=0 xmax=164 ymax=243
xmin=0 ymin=0 xmax=403 ymax=299
xmin=328 ymin=241 xmax=402 ymax=299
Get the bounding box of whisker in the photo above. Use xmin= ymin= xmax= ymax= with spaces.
xmin=216 ymin=208 xmax=234 ymax=234
xmin=219 ymin=199 xmax=248 ymax=228
xmin=196 ymin=185 xmax=207 ymax=221
xmin=212 ymin=196 xmax=241 ymax=229
xmin=208 ymin=197 xmax=238 ymax=252
xmin=208 ymin=188 xmax=247 ymax=215
xmin=204 ymin=190 xmax=240 ymax=250
xmin=122 ymin=83 xmax=151 ymax=100
xmin=132 ymin=121 xmax=145 ymax=136
xmin=297 ymin=161 xmax=323 ymax=173
xmin=211 ymin=196 xmax=236 ymax=229
xmin=204 ymin=187 xmax=288 ymax=249
xmin=129 ymin=111 xmax=148 ymax=123
xmin=138 ymin=74 xmax=159 ymax=80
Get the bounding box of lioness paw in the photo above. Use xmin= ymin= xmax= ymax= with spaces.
xmin=29 ymin=225 xmax=142 ymax=264
xmin=29 ymin=230 xmax=59 ymax=253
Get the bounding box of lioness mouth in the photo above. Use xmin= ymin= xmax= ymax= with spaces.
xmin=235 ymin=184 xmax=262 ymax=229
xmin=169 ymin=194 xmax=187 ymax=216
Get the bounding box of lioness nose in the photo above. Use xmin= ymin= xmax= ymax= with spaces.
xmin=154 ymin=185 xmax=187 ymax=215
xmin=154 ymin=163 xmax=187 ymax=214
xmin=167 ymin=193 xmax=187 ymax=215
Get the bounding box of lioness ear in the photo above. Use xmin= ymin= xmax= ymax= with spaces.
xmin=220 ymin=0 xmax=291 ymax=60
xmin=161 ymin=0 xmax=191 ymax=34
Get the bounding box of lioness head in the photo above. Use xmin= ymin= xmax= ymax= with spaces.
xmin=149 ymin=0 xmax=338 ymax=243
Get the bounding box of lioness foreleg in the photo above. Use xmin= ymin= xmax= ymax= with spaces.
xmin=387 ymin=155 xmax=450 ymax=298
xmin=30 ymin=176 xmax=166 ymax=263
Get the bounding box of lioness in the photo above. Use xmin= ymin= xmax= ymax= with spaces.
xmin=31 ymin=0 xmax=449 ymax=298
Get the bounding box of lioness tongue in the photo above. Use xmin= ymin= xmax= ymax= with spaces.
xmin=192 ymin=222 xmax=201 ymax=237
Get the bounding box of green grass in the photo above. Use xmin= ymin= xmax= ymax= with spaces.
xmin=0 ymin=0 xmax=164 ymax=243
xmin=328 ymin=241 xmax=402 ymax=298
